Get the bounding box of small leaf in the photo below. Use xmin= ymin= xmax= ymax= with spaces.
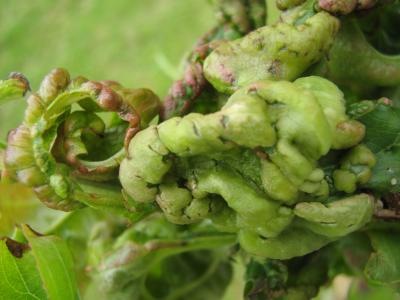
xmin=22 ymin=225 xmax=81 ymax=300
xmin=358 ymin=104 xmax=400 ymax=153
xmin=365 ymin=146 xmax=400 ymax=193
xmin=365 ymin=230 xmax=400 ymax=286
xmin=357 ymin=104 xmax=400 ymax=193
xmin=0 ymin=239 xmax=47 ymax=300
xmin=0 ymin=74 xmax=29 ymax=105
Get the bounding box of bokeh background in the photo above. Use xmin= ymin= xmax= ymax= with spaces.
xmin=0 ymin=0 xmax=216 ymax=142
xmin=0 ymin=1 xmax=398 ymax=299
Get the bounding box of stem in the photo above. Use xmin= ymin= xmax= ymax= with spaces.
xmin=374 ymin=193 xmax=400 ymax=220
xmin=374 ymin=209 xmax=400 ymax=220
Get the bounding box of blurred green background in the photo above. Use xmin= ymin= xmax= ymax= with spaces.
xmin=0 ymin=0 xmax=217 ymax=141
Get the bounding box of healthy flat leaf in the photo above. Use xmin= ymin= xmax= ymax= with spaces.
xmin=22 ymin=225 xmax=81 ymax=300
xmin=0 ymin=239 xmax=47 ymax=300
xmin=47 ymin=208 xmax=112 ymax=289
xmin=364 ymin=231 xmax=400 ymax=287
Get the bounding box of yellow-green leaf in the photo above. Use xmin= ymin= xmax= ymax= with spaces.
xmin=0 ymin=239 xmax=47 ymax=300
xmin=22 ymin=225 xmax=81 ymax=300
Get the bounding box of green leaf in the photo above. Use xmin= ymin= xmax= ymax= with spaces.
xmin=0 ymin=76 xmax=28 ymax=105
xmin=357 ymin=104 xmax=400 ymax=193
xmin=0 ymin=239 xmax=47 ymax=300
xmin=365 ymin=230 xmax=400 ymax=287
xmin=365 ymin=146 xmax=400 ymax=193
xmin=86 ymin=217 xmax=235 ymax=300
xmin=358 ymin=104 xmax=400 ymax=153
xmin=334 ymin=232 xmax=372 ymax=275
xmin=22 ymin=225 xmax=81 ymax=300
xmin=347 ymin=278 xmax=399 ymax=300
xmin=47 ymin=208 xmax=119 ymax=288
xmin=244 ymin=260 xmax=288 ymax=300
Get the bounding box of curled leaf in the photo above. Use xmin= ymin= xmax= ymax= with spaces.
xmin=121 ymin=76 xmax=370 ymax=258
xmin=3 ymin=68 xmax=160 ymax=216
xmin=0 ymin=72 xmax=30 ymax=105
xmin=204 ymin=7 xmax=339 ymax=93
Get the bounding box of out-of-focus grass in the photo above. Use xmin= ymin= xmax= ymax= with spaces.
xmin=0 ymin=0 xmax=214 ymax=140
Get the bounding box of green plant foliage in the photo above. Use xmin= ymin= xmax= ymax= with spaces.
xmin=0 ymin=225 xmax=80 ymax=300
xmin=365 ymin=231 xmax=400 ymax=288
xmin=1 ymin=1 xmax=400 ymax=299
xmin=0 ymin=239 xmax=48 ymax=300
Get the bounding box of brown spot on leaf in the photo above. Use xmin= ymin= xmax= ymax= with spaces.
xmin=8 ymin=72 xmax=31 ymax=94
xmin=1 ymin=237 xmax=30 ymax=258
